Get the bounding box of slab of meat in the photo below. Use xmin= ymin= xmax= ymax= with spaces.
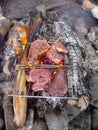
xmin=47 ymin=48 xmax=64 ymax=64
xmin=27 ymin=69 xmax=51 ymax=92
xmin=52 ymin=40 xmax=68 ymax=53
xmin=48 ymin=68 xmax=68 ymax=97
xmin=46 ymin=40 xmax=68 ymax=64
xmin=28 ymin=39 xmax=50 ymax=65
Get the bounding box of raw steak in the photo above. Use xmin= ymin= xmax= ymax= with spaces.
xmin=47 ymin=48 xmax=64 ymax=64
xmin=27 ymin=69 xmax=51 ymax=92
xmin=52 ymin=40 xmax=68 ymax=53
xmin=28 ymin=39 xmax=50 ymax=65
xmin=48 ymin=68 xmax=68 ymax=97
xmin=46 ymin=40 xmax=68 ymax=64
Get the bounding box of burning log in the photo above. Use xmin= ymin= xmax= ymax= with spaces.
xmin=28 ymin=16 xmax=42 ymax=42
xmin=3 ymin=22 xmax=28 ymax=75
xmin=13 ymin=15 xmax=43 ymax=128
xmin=53 ymin=19 xmax=90 ymax=111
xmin=12 ymin=23 xmax=28 ymax=128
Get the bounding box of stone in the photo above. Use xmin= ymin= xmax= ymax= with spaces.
xmin=91 ymin=108 xmax=98 ymax=130
xmin=91 ymin=6 xmax=98 ymax=19
xmin=73 ymin=17 xmax=87 ymax=36
xmin=0 ymin=118 xmax=4 ymax=129
xmin=82 ymin=0 xmax=97 ymax=11
xmin=87 ymin=27 xmax=98 ymax=49
xmin=45 ymin=111 xmax=68 ymax=130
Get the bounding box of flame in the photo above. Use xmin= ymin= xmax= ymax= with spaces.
xmin=15 ymin=48 xmax=19 ymax=55
xmin=16 ymin=26 xmax=28 ymax=51
xmin=16 ymin=26 xmax=28 ymax=43
xmin=53 ymin=71 xmax=57 ymax=75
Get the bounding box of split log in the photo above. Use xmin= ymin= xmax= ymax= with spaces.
xmin=13 ymin=15 xmax=42 ymax=128
xmin=13 ymin=69 xmax=27 ymax=128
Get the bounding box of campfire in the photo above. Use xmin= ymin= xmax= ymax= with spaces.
xmin=0 ymin=1 xmax=93 ymax=130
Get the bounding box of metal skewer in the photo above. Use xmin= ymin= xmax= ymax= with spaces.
xmin=8 ymin=94 xmax=78 ymax=100
xmin=15 ymin=64 xmax=73 ymax=70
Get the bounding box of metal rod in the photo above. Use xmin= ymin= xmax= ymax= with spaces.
xmin=16 ymin=64 xmax=73 ymax=69
xmin=8 ymin=94 xmax=78 ymax=100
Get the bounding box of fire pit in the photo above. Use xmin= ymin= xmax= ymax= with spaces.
xmin=1 ymin=0 xmax=98 ymax=130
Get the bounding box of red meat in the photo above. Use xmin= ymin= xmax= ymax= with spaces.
xmin=46 ymin=40 xmax=68 ymax=64
xmin=28 ymin=39 xmax=50 ymax=65
xmin=52 ymin=40 xmax=68 ymax=53
xmin=27 ymin=69 xmax=51 ymax=92
xmin=47 ymin=48 xmax=64 ymax=64
xmin=48 ymin=68 xmax=68 ymax=97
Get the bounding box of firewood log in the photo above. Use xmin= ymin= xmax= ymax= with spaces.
xmin=13 ymin=69 xmax=27 ymax=128
xmin=13 ymin=15 xmax=42 ymax=128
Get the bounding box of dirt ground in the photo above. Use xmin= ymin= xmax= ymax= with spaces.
xmin=2 ymin=0 xmax=70 ymax=19
xmin=1 ymin=0 xmax=97 ymax=32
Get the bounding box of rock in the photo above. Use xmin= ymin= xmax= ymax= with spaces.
xmin=87 ymin=27 xmax=98 ymax=49
xmin=90 ymin=72 xmax=98 ymax=100
xmin=85 ymin=43 xmax=98 ymax=70
xmin=45 ymin=111 xmax=68 ymax=130
xmin=0 ymin=81 xmax=13 ymax=94
xmin=69 ymin=109 xmax=91 ymax=130
xmin=0 ymin=118 xmax=4 ymax=129
xmin=3 ymin=97 xmax=16 ymax=130
xmin=67 ymin=99 xmax=77 ymax=106
xmin=62 ymin=104 xmax=81 ymax=121
xmin=94 ymin=40 xmax=98 ymax=50
xmin=0 ymin=5 xmax=3 ymax=15
xmin=90 ymin=99 xmax=98 ymax=109
xmin=73 ymin=17 xmax=87 ymax=36
xmin=91 ymin=108 xmax=98 ymax=130
xmin=91 ymin=7 xmax=98 ymax=19
xmin=77 ymin=96 xmax=89 ymax=111
xmin=82 ymin=0 xmax=97 ymax=11
xmin=32 ymin=120 xmax=48 ymax=130
xmin=22 ymin=109 xmax=34 ymax=130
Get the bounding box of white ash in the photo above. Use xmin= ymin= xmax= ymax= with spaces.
xmin=4 ymin=45 xmax=15 ymax=60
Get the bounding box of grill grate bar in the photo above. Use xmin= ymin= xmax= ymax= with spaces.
xmin=8 ymin=94 xmax=78 ymax=100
